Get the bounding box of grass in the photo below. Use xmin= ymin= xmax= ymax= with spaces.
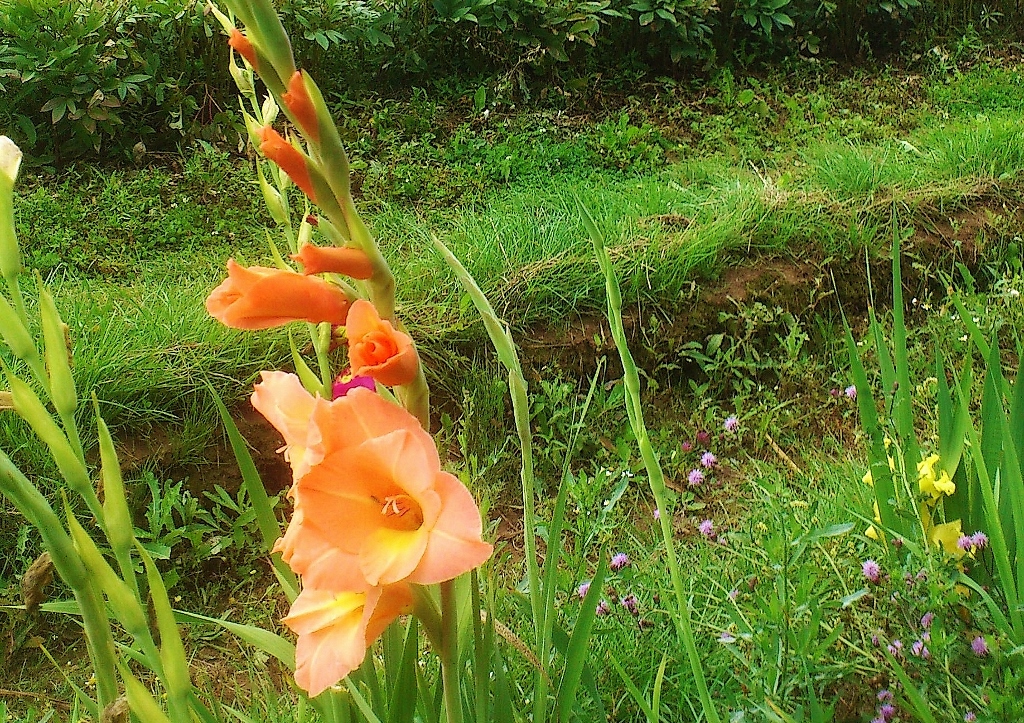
xmin=3 ymin=49 xmax=1024 ymax=721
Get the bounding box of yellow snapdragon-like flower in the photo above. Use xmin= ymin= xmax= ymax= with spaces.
xmin=917 ymin=454 xmax=956 ymax=501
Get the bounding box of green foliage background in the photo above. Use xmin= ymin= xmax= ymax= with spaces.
xmin=0 ymin=0 xmax=1021 ymax=160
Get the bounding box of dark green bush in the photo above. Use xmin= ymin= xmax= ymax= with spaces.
xmin=0 ymin=0 xmax=1020 ymax=162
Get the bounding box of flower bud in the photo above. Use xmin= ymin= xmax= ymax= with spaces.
xmin=259 ymin=126 xmax=316 ymax=201
xmin=228 ymin=57 xmax=254 ymax=97
xmin=256 ymin=163 xmax=289 ymax=226
xmin=282 ymin=71 xmax=320 ymax=143
xmin=0 ymin=294 xmax=37 ymax=361
xmin=0 ymin=136 xmax=23 ymax=280
xmin=38 ymin=283 xmax=77 ymax=418
xmin=261 ymin=95 xmax=279 ymax=126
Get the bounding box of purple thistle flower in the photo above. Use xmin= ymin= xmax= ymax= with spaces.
xmin=698 ymin=519 xmax=715 ymax=538
xmin=621 ymin=594 xmax=639 ymax=616
xmin=871 ymin=717 xmax=886 ymax=723
xmin=700 ymin=451 xmax=718 ymax=468
xmin=577 ymin=581 xmax=591 ymax=599
xmin=871 ymin=634 xmax=881 ymax=647
xmin=964 ymin=712 xmax=977 ymax=722
xmin=723 ymin=416 xmax=740 ymax=433
xmin=879 ymin=703 xmax=897 ymax=720
xmin=688 ymin=469 xmax=705 ymax=487
xmin=610 ymin=553 xmax=630 ymax=572
xmin=829 ymin=387 xmax=840 ymax=398
xmin=862 ymin=559 xmax=881 ymax=584
xmin=332 ymin=372 xmax=376 ymax=399
xmin=681 ymin=441 xmax=693 ymax=452
xmin=728 ymin=588 xmax=739 ymax=601
xmin=697 ymin=430 xmax=712 ymax=445
xmin=653 ymin=508 xmax=661 ymax=521
xmin=888 ymin=639 xmax=903 ymax=657
xmin=916 ymin=569 xmax=928 ymax=583
xmin=911 ymin=640 xmax=930 ymax=659
xmin=971 ymin=636 xmax=989 ymax=657
xmin=971 ymin=531 xmax=989 ymax=550
xmin=877 ymin=690 xmax=893 ymax=703
xmin=718 ymin=631 xmax=736 ymax=644
xmin=921 ymin=612 xmax=935 ymax=629
xmin=958 ymin=534 xmax=974 ymax=552
xmin=845 ymin=385 xmax=857 ymax=399
xmin=595 ymin=600 xmax=611 ymax=617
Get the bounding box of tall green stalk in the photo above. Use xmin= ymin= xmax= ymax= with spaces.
xmin=580 ymin=199 xmax=722 ymax=723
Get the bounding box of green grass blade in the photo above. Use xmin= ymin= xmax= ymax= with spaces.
xmin=889 ymin=222 xmax=919 ymax=476
xmin=173 ymin=608 xmax=297 ymax=670
xmin=386 ymin=619 xmax=419 ymax=723
xmin=868 ymin=306 xmax=895 ymax=406
xmin=880 ymin=647 xmax=939 ymax=723
xmin=955 ymin=380 xmax=1023 ymax=638
xmin=554 ymin=552 xmax=608 ymax=721
xmin=206 ymin=380 xmax=298 ymax=601
xmin=844 ymin=322 xmax=904 ymax=537
xmin=607 ymin=653 xmax=657 ymax=722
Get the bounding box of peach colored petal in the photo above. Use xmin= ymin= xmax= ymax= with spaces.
xmin=282 ymin=71 xmax=320 ymax=143
xmin=408 ymin=472 xmax=493 ymax=585
xmin=251 ymin=371 xmax=323 ymax=479
xmin=297 ymin=430 xmax=443 ymax=576
xmin=292 ymin=243 xmax=374 ymax=279
xmin=359 ymin=526 xmax=430 ymax=586
xmin=315 ymin=387 xmax=436 ymax=458
xmin=259 ymin=126 xmax=316 ymax=202
xmin=273 ymin=508 xmax=368 ymax=592
xmin=346 ymin=299 xmax=419 ymax=387
xmin=206 ymin=259 xmax=350 ymax=330
xmin=286 ymin=584 xmax=411 ymax=697
xmin=286 ymin=588 xmax=369 ymax=697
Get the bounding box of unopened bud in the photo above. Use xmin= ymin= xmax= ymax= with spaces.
xmin=0 ymin=136 xmax=23 ymax=280
xmin=256 ymin=164 xmax=289 ymax=225
xmin=261 ymin=95 xmax=279 ymax=126
xmin=0 ymin=294 xmax=35 ymax=360
xmin=228 ymin=58 xmax=254 ymax=97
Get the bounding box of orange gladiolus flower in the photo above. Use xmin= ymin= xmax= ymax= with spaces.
xmin=259 ymin=126 xmax=316 ymax=202
xmin=252 ymin=375 xmax=492 ymax=588
xmin=292 ymin=243 xmax=374 ymax=279
xmin=295 ymin=387 xmax=492 ymax=586
xmin=346 ymin=299 xmax=419 ymax=387
xmin=206 ymin=259 xmax=350 ymax=330
xmin=228 ymin=29 xmax=259 ymax=70
xmin=282 ymin=71 xmax=320 ymax=143
xmin=284 ymin=583 xmax=412 ymax=696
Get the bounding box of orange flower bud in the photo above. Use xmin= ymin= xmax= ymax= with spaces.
xmin=282 ymin=71 xmax=320 ymax=143
xmin=259 ymin=126 xmax=316 ymax=202
xmin=291 ymin=243 xmax=374 ymax=279
xmin=228 ymin=29 xmax=259 ymax=70
xmin=206 ymin=259 xmax=349 ymax=330
xmin=346 ymin=299 xmax=419 ymax=387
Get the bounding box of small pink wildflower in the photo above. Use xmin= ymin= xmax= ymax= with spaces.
xmin=862 ymin=559 xmax=881 ymax=584
xmin=577 ymin=581 xmax=591 ymax=599
xmin=698 ymin=519 xmax=715 ymax=538
xmin=971 ymin=636 xmax=989 ymax=657
xmin=971 ymin=531 xmax=989 ymax=549
xmin=700 ymin=451 xmax=718 ymax=468
xmin=610 ymin=553 xmax=630 ymax=572
xmin=723 ymin=416 xmax=739 ymax=432
xmin=844 ymin=385 xmax=857 ymax=399
xmin=688 ymin=469 xmax=705 ymax=486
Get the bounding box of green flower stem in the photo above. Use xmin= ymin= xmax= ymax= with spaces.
xmin=0 ymin=450 xmax=118 ymax=708
xmin=584 ymin=202 xmax=721 ymax=723
xmin=439 ymin=579 xmax=463 ymax=723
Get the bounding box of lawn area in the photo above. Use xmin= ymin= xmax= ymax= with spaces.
xmin=2 ymin=39 xmax=1024 ymax=723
